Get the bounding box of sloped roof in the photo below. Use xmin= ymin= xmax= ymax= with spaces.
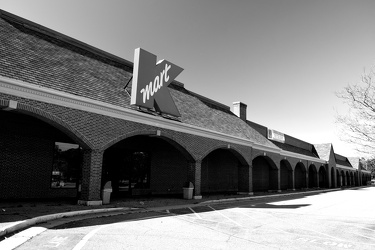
xmin=335 ymin=153 xmax=353 ymax=168
xmin=347 ymin=157 xmax=368 ymax=170
xmin=314 ymin=143 xmax=332 ymax=161
xmin=245 ymin=120 xmax=320 ymax=158
xmin=271 ymin=141 xmax=319 ymax=158
xmin=0 ymin=10 xmax=277 ymax=149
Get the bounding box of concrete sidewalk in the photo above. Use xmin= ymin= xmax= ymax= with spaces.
xmin=0 ymin=188 xmax=343 ymax=247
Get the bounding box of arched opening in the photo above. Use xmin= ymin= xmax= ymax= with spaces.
xmin=0 ymin=110 xmax=84 ymax=199
xmin=362 ymin=173 xmax=366 ymax=185
xmin=336 ymin=169 xmax=341 ymax=187
xmin=354 ymin=172 xmax=358 ymax=186
xmin=252 ymin=156 xmax=278 ymax=192
xmin=280 ymin=160 xmax=293 ymax=190
xmin=308 ymin=164 xmax=318 ymax=188
xmin=341 ymin=170 xmax=345 ymax=186
xmin=102 ymin=135 xmax=193 ymax=197
xmin=318 ymin=166 xmax=328 ymax=188
xmin=349 ymin=172 xmax=354 ymax=186
xmin=201 ymin=148 xmax=245 ymax=194
xmin=294 ymin=162 xmax=306 ymax=189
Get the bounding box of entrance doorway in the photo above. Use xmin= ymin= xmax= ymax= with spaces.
xmin=103 ymin=149 xmax=151 ymax=196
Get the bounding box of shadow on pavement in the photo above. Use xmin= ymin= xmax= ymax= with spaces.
xmin=46 ymin=193 xmax=315 ymax=230
xmin=1 ymin=187 xmax=371 ymax=233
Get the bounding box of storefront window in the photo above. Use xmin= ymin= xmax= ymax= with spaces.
xmin=117 ymin=151 xmax=150 ymax=191
xmin=51 ymin=142 xmax=82 ymax=188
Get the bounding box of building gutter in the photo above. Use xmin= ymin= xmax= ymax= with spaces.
xmin=336 ymin=164 xmax=356 ymax=171
xmin=280 ymin=150 xmax=327 ymax=164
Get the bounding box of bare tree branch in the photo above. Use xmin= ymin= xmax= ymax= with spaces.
xmin=336 ymin=67 xmax=375 ymax=157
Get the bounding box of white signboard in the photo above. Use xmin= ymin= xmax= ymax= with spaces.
xmin=267 ymin=129 xmax=285 ymax=143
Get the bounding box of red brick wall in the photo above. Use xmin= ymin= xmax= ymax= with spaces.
xmin=0 ymin=110 xmax=77 ymax=199
xmin=0 ymin=94 xmax=270 ymax=199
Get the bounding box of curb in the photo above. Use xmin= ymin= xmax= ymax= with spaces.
xmin=0 ymin=207 xmax=133 ymax=238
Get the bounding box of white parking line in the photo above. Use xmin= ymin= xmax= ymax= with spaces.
xmin=188 ymin=207 xmax=202 ymax=219
xmin=207 ymin=205 xmax=243 ymax=227
xmin=72 ymin=214 xmax=172 ymax=250
xmin=323 ymin=224 xmax=375 ymax=242
xmin=72 ymin=224 xmax=109 ymax=250
xmin=341 ymin=222 xmax=375 ymax=233
xmin=233 ymin=208 xmax=373 ymax=247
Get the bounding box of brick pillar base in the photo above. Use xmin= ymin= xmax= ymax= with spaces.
xmin=305 ymin=171 xmax=309 ymax=189
xmin=78 ymin=149 xmax=103 ymax=206
xmin=291 ymin=169 xmax=295 ymax=190
xmin=188 ymin=161 xmax=202 ymax=199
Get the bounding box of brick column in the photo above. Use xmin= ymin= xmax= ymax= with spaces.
xmin=188 ymin=161 xmax=202 ymax=199
xmin=291 ymin=169 xmax=295 ymax=190
xmin=238 ymin=164 xmax=253 ymax=195
xmin=270 ymin=161 xmax=281 ymax=192
xmin=78 ymin=149 xmax=103 ymax=206
xmin=305 ymin=171 xmax=309 ymax=189
xmin=249 ymin=165 xmax=253 ymax=194
xmin=327 ymin=165 xmax=332 ymax=188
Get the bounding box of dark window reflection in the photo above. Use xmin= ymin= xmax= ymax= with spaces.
xmin=103 ymin=151 xmax=150 ymax=195
xmin=51 ymin=142 xmax=82 ymax=188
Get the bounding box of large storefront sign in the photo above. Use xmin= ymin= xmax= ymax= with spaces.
xmin=131 ymin=48 xmax=183 ymax=117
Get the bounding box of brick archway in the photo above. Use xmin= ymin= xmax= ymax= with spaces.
xmin=295 ymin=162 xmax=307 ymax=189
xmin=252 ymin=156 xmax=278 ymax=192
xmin=7 ymin=100 xmax=93 ymax=149
xmin=280 ymin=160 xmax=293 ymax=190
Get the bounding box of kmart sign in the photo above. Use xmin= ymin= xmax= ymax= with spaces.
xmin=131 ymin=48 xmax=183 ymax=117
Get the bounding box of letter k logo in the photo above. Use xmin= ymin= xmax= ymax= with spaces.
xmin=131 ymin=48 xmax=183 ymax=117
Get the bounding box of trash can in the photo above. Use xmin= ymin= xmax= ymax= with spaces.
xmin=101 ymin=181 xmax=112 ymax=204
xmin=183 ymin=182 xmax=194 ymax=200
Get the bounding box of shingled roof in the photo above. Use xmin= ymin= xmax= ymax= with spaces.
xmin=271 ymin=140 xmax=319 ymax=158
xmin=0 ymin=10 xmax=277 ymax=149
xmin=335 ymin=153 xmax=353 ymax=168
xmin=245 ymin=120 xmax=320 ymax=158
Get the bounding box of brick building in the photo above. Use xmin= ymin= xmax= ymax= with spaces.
xmin=0 ymin=10 xmax=371 ymax=205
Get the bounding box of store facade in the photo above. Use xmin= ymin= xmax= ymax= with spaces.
xmin=0 ymin=10 xmax=371 ymax=205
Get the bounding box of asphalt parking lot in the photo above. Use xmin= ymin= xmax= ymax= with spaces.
xmin=12 ymin=187 xmax=375 ymax=250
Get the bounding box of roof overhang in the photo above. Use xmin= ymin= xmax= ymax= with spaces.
xmin=0 ymin=75 xmax=341 ymax=165
xmin=0 ymin=76 xmax=258 ymax=148
xmin=336 ymin=164 xmax=355 ymax=171
xmin=281 ymin=150 xmax=327 ymax=164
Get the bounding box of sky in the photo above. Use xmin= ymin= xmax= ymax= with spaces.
xmin=2 ymin=0 xmax=375 ymax=157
